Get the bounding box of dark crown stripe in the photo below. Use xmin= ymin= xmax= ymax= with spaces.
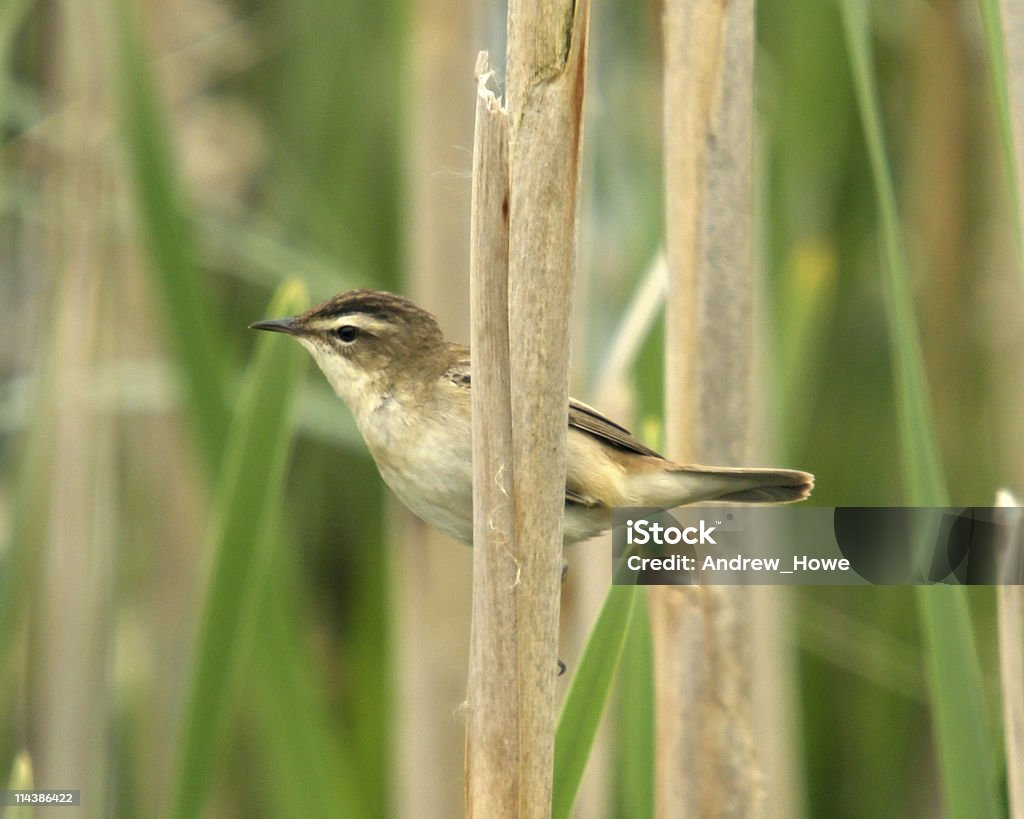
xmin=302 ymin=289 xmax=426 ymax=323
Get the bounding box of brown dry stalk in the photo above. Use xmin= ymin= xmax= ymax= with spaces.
xmin=652 ymin=0 xmax=765 ymax=816
xmin=466 ymin=0 xmax=590 ymax=810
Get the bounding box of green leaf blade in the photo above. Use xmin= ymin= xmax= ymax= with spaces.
xmin=113 ymin=0 xmax=231 ymax=475
xmin=552 ymin=584 xmax=639 ymax=819
xmin=169 ymin=281 xmax=307 ymax=819
xmin=838 ymin=4 xmax=1001 ymax=816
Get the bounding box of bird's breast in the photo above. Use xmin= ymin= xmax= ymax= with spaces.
xmin=358 ymin=396 xmax=476 ymax=544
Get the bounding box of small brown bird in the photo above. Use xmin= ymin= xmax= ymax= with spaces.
xmin=251 ymin=289 xmax=813 ymax=544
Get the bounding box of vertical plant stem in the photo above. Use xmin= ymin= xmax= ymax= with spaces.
xmin=999 ymin=581 xmax=1024 ymax=816
xmin=979 ymin=0 xmax=1024 ymax=261
xmin=466 ymin=54 xmax=516 ymax=817
xmin=838 ymin=4 xmax=1000 ymax=817
xmin=466 ymin=0 xmax=591 ymax=811
xmin=397 ymin=0 xmax=475 ymax=814
xmin=114 ymin=0 xmax=230 ymax=476
xmin=838 ymin=0 xmax=946 ymax=506
xmin=505 ymin=1 xmax=590 ymax=813
xmin=30 ymin=1 xmax=118 ymax=810
xmin=654 ymin=0 xmax=761 ymax=815
xmin=170 ymin=282 xmax=306 ymax=818
xmin=996 ymin=492 xmax=1024 ymax=818
xmin=552 ymin=586 xmax=639 ymax=819
xmin=983 ymin=33 xmax=1024 ymax=806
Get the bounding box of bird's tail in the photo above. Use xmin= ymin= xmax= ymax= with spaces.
xmin=629 ymin=463 xmax=814 ymax=508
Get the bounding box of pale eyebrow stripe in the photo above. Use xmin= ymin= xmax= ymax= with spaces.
xmin=306 ymin=314 xmax=391 ymax=334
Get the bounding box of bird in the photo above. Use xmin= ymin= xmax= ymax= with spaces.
xmin=250 ymin=289 xmax=813 ymax=545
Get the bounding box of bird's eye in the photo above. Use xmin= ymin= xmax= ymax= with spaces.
xmin=336 ymin=325 xmax=360 ymax=343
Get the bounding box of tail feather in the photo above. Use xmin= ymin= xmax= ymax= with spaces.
xmin=628 ymin=464 xmax=814 ymax=507
xmin=691 ymin=467 xmax=814 ymax=504
xmin=713 ymin=480 xmax=813 ymax=503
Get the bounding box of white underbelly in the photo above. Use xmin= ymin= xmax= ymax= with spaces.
xmin=379 ymin=456 xmax=475 ymax=543
xmin=363 ymin=404 xmax=476 ymax=543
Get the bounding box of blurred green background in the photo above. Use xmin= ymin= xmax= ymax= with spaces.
xmin=1 ymin=0 xmax=1021 ymax=816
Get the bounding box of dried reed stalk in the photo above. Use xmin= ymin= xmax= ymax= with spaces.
xmin=466 ymin=0 xmax=590 ymax=808
xmin=651 ymin=0 xmax=764 ymax=816
xmin=396 ymin=0 xmax=475 ymax=814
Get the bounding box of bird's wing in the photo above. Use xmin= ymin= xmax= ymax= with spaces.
xmin=565 ymin=486 xmax=600 ymax=507
xmin=447 ymin=344 xmax=663 ymax=468
xmin=568 ymin=398 xmax=664 ymax=459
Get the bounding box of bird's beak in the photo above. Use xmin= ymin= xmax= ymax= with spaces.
xmin=249 ymin=317 xmax=304 ymax=336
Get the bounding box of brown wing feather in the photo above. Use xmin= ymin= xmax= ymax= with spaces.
xmin=565 ymin=486 xmax=601 ymax=507
xmin=568 ymin=398 xmax=664 ymax=459
xmin=447 ymin=350 xmax=663 ymax=496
